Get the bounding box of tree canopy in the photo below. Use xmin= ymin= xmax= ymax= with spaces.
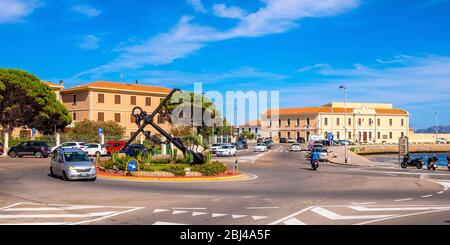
xmin=0 ymin=68 xmax=71 ymax=134
xmin=65 ymin=120 xmax=125 ymax=143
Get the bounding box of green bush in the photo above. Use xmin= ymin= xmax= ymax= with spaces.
xmin=163 ymin=164 xmax=186 ymax=176
xmin=191 ymin=161 xmax=227 ymax=176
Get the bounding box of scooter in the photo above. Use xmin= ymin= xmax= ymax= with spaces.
xmin=427 ymin=155 xmax=439 ymax=171
xmin=401 ymin=154 xmax=423 ymax=169
xmin=311 ymin=160 xmax=319 ymax=170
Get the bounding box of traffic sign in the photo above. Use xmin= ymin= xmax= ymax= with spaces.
xmin=31 ymin=128 xmax=36 ymax=137
xmin=327 ymin=133 xmax=334 ymax=141
xmin=127 ymin=159 xmax=139 ymax=172
xmin=98 ymin=128 xmax=103 ymax=136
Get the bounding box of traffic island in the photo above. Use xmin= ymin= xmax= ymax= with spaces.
xmin=96 ymin=168 xmax=252 ymax=182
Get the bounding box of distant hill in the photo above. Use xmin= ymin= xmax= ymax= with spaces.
xmin=416 ymin=125 xmax=450 ymax=133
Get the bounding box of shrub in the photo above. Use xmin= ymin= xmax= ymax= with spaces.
xmin=191 ymin=161 xmax=227 ymax=176
xmin=163 ymin=164 xmax=186 ymax=176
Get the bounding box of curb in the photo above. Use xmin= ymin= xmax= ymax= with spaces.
xmin=97 ymin=172 xmax=247 ymax=182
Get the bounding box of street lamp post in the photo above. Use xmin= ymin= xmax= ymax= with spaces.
xmin=339 ymin=85 xmax=348 ymax=163
xmin=435 ymin=112 xmax=438 ymax=143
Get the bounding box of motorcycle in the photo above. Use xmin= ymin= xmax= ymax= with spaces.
xmin=401 ymin=154 xmax=423 ymax=169
xmin=427 ymin=155 xmax=439 ymax=171
xmin=311 ymin=160 xmax=319 ymax=170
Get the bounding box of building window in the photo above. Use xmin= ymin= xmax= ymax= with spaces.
xmin=377 ymin=132 xmax=381 ymax=139
xmin=255 ymin=128 xmax=258 ymax=133
xmin=401 ymin=131 xmax=405 ymax=138
xmin=114 ymin=95 xmax=121 ymax=104
xmin=115 ymin=113 xmax=121 ymax=123
xmin=287 ymin=132 xmax=291 ymax=139
xmin=130 ymin=96 xmax=136 ymax=105
xmin=337 ymin=131 xmax=340 ymax=139
xmin=306 ymin=118 xmax=310 ymax=126
xmin=279 ymin=119 xmax=282 ymax=126
xmin=348 ymin=118 xmax=351 ymax=126
xmin=73 ymin=112 xmax=77 ymax=121
xmin=389 ymin=119 xmax=393 ymax=126
xmin=98 ymin=94 xmax=104 ymax=103
xmin=145 ymin=97 xmax=151 ymax=106
xmin=158 ymin=115 xmax=164 ymax=124
xmin=348 ymin=132 xmax=352 ymax=139
xmin=297 ymin=118 xmax=300 ymax=126
xmin=358 ymin=118 xmax=362 ymax=126
xmin=369 ymin=119 xmax=373 ymax=126
xmin=377 ymin=118 xmax=381 ymax=126
xmin=389 ymin=132 xmax=393 ymax=139
xmin=73 ymin=95 xmax=77 ymax=105
xmin=401 ymin=119 xmax=404 ymax=126
xmin=98 ymin=112 xmax=104 ymax=122
xmin=336 ymin=118 xmax=340 ymax=126
xmin=369 ymin=132 xmax=372 ymax=139
xmin=297 ymin=132 xmax=300 ymax=138
xmin=324 ymin=117 xmax=328 ymax=126
xmin=270 ymin=120 xmax=272 ymax=127
xmin=278 ymin=132 xmax=281 ymax=139
xmin=287 ymin=119 xmax=291 ymax=126
xmin=130 ymin=114 xmax=135 ymax=123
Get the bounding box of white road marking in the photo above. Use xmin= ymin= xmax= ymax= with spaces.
xmin=437 ymin=191 xmax=444 ymax=194
xmin=192 ymin=212 xmax=208 ymax=216
xmin=0 ymin=211 xmax=116 ymax=219
xmin=283 ymin=218 xmax=306 ymax=225
xmin=3 ymin=206 xmax=108 ymax=212
xmin=269 ymin=206 xmax=313 ymax=225
xmin=349 ymin=206 xmax=450 ymax=212
xmin=246 ymin=206 xmax=279 ymax=210
xmin=394 ymin=198 xmax=413 ymax=202
xmin=212 ymin=213 xmax=227 ymax=218
xmin=153 ymin=221 xmax=188 ymax=225
xmin=251 ymin=152 xmax=270 ymax=164
xmin=172 ymin=210 xmax=188 ymax=215
xmin=0 ymin=203 xmax=26 ymax=211
xmin=231 ymin=214 xmax=247 ymax=219
xmin=153 ymin=209 xmax=169 ymax=213
xmin=356 ymin=208 xmax=450 ymax=225
xmin=351 ymin=202 xmax=376 ymax=205
xmin=1 ymin=222 xmax=70 ymax=225
xmin=421 ymin=195 xmax=433 ymax=198
xmin=172 ymin=207 xmax=206 ymax=210
xmin=252 ymin=215 xmax=268 ymax=221
xmin=310 ymin=207 xmax=394 ymax=220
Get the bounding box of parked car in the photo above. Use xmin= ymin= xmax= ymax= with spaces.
xmin=233 ymin=141 xmax=244 ymax=150
xmin=216 ymin=145 xmax=237 ymax=157
xmin=287 ymin=138 xmax=297 ymax=144
xmin=8 ymin=141 xmax=51 ymax=158
xmin=313 ymin=147 xmax=329 ymax=162
xmin=210 ymin=143 xmax=224 ymax=154
xmin=279 ymin=138 xmax=287 ymax=143
xmin=308 ymin=141 xmax=324 ymax=151
xmin=51 ymin=142 xmax=88 ymax=153
xmin=338 ymin=140 xmax=355 ymax=145
xmin=297 ymin=137 xmax=305 ymax=144
xmin=263 ymin=140 xmax=273 ymax=149
xmin=254 ymin=143 xmax=268 ymax=152
xmin=436 ymin=138 xmax=450 ymax=144
xmin=291 ymin=143 xmax=301 ymax=152
xmin=237 ymin=139 xmax=248 ymax=149
xmin=50 ymin=148 xmax=96 ymax=181
xmin=123 ymin=144 xmax=148 ymax=157
xmin=86 ymin=143 xmax=107 ymax=157
xmin=105 ymin=141 xmax=127 ymax=154
xmin=256 ymin=138 xmax=263 ymax=143
xmin=0 ymin=143 xmax=3 ymax=155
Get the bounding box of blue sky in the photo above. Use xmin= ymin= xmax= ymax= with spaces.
xmin=1 ymin=0 xmax=449 ymax=128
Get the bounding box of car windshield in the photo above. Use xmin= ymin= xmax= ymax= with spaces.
xmin=64 ymin=151 xmax=90 ymax=162
xmin=212 ymin=144 xmax=221 ymax=147
xmin=292 ymin=144 xmax=299 ymax=146
xmin=256 ymin=144 xmax=265 ymax=146
xmin=315 ymin=148 xmax=327 ymax=152
xmin=220 ymin=145 xmax=230 ymax=149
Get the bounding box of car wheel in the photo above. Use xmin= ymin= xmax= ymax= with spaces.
xmin=8 ymin=151 xmax=17 ymax=158
xmin=62 ymin=171 xmax=69 ymax=181
xmin=401 ymin=162 xmax=407 ymax=168
xmin=50 ymin=167 xmax=55 ymax=177
xmin=35 ymin=151 xmax=42 ymax=158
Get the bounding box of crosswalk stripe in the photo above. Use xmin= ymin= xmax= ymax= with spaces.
xmin=192 ymin=212 xmax=208 ymax=216
xmin=283 ymin=218 xmax=306 ymax=225
xmin=153 ymin=221 xmax=188 ymax=225
xmin=212 ymin=213 xmax=227 ymax=218
xmin=153 ymin=209 xmax=169 ymax=213
xmin=349 ymin=206 xmax=450 ymax=212
xmin=0 ymin=211 xmax=116 ymax=219
xmin=231 ymin=214 xmax=247 ymax=219
xmin=311 ymin=207 xmax=394 ymax=220
xmin=172 ymin=210 xmax=188 ymax=215
xmin=252 ymin=215 xmax=268 ymax=220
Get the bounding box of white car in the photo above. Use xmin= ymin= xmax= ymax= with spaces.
xmin=86 ymin=143 xmax=107 ymax=157
xmin=51 ymin=142 xmax=88 ymax=153
xmin=291 ymin=143 xmax=301 ymax=152
xmin=254 ymin=143 xmax=267 ymax=152
xmin=287 ymin=138 xmax=297 ymax=144
xmin=216 ymin=145 xmax=237 ymax=157
xmin=436 ymin=138 xmax=449 ymax=144
xmin=315 ymin=147 xmax=329 ymax=161
xmin=210 ymin=143 xmax=224 ymax=154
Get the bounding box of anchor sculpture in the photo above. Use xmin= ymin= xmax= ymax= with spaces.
xmin=120 ymin=88 xmax=205 ymax=164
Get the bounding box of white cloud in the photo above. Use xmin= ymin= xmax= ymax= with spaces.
xmin=76 ymin=0 xmax=359 ymax=77
xmin=296 ymin=63 xmax=329 ymax=73
xmin=72 ymin=4 xmax=102 ymax=17
xmin=0 ymin=0 xmax=39 ymax=23
xmin=79 ymin=35 xmax=100 ymax=50
xmin=376 ymin=54 xmax=412 ymax=64
xmin=187 ymin=0 xmax=207 ymax=13
xmin=213 ymin=4 xmax=246 ymax=19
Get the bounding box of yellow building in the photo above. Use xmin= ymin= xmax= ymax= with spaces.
xmin=60 ymin=81 xmax=172 ymax=140
xmin=262 ymin=102 xmax=410 ymax=144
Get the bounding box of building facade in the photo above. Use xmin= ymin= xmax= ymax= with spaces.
xmin=60 ymin=81 xmax=172 ymax=140
xmin=236 ymin=120 xmax=262 ymax=139
xmin=262 ymin=102 xmax=410 ymax=144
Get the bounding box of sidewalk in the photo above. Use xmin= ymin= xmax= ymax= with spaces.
xmin=328 ymin=146 xmax=394 ymax=167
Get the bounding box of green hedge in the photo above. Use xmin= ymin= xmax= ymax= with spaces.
xmin=191 ymin=161 xmax=227 ymax=176
xmin=162 ymin=164 xmax=187 ymax=176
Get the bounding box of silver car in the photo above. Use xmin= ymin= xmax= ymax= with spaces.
xmin=50 ymin=148 xmax=96 ymax=181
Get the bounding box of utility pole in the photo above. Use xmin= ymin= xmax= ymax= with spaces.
xmin=340 ymin=85 xmax=348 ymax=163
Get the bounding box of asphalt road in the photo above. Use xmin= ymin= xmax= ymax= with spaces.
xmin=0 ymin=144 xmax=449 ymax=225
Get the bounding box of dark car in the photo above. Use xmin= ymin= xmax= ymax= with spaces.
xmin=0 ymin=143 xmax=3 ymax=155
xmin=279 ymin=138 xmax=287 ymax=143
xmin=233 ymin=142 xmax=244 ymax=150
xmin=237 ymin=140 xmax=248 ymax=149
xmin=8 ymin=141 xmax=51 ymax=158
xmin=123 ymin=144 xmax=148 ymax=157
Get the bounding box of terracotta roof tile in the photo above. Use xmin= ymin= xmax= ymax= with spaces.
xmin=240 ymin=120 xmax=261 ymax=127
xmin=264 ymin=107 xmax=407 ymax=116
xmin=64 ymin=81 xmax=171 ymax=94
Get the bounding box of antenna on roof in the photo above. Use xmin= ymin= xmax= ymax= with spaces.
xmin=135 ymin=80 xmax=139 ymax=84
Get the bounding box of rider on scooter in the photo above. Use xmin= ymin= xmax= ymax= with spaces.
xmin=311 ymin=149 xmax=320 ymax=164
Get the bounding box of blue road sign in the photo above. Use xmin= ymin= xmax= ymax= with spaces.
xmin=98 ymin=128 xmax=103 ymax=136
xmin=31 ymin=128 xmax=36 ymax=137
xmin=127 ymin=159 xmax=138 ymax=172
xmin=327 ymin=133 xmax=334 ymax=141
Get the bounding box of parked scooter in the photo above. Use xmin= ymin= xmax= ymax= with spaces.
xmin=427 ymin=155 xmax=439 ymax=171
xmin=401 ymin=153 xmax=423 ymax=169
